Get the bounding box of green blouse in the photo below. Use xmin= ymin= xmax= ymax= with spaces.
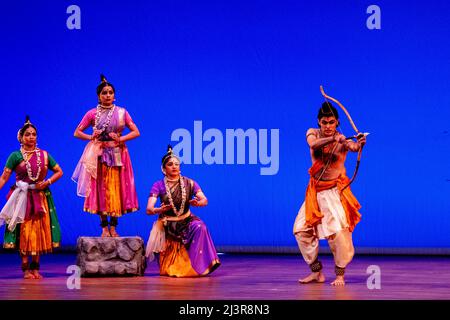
xmin=5 ymin=150 xmax=57 ymax=170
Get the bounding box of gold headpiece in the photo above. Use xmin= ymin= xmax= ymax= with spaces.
xmin=17 ymin=116 xmax=34 ymax=143
xmin=161 ymin=145 xmax=181 ymax=175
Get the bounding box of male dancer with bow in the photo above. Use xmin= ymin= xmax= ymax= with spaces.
xmin=293 ymin=99 xmax=366 ymax=286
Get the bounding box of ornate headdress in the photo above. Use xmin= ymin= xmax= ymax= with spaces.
xmin=161 ymin=145 xmax=181 ymax=175
xmin=17 ymin=115 xmax=35 ymax=143
xmin=100 ymin=74 xmax=108 ymax=84
xmin=96 ymin=74 xmax=115 ymax=95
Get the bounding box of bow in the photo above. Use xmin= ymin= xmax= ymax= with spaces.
xmin=320 ymin=85 xmax=364 ymax=191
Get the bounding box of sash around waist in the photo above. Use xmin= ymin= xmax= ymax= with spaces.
xmin=163 ymin=210 xmax=191 ymax=222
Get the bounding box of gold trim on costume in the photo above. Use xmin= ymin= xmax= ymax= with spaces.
xmin=118 ymin=107 xmax=125 ymax=128
xmin=165 ymin=210 xmax=191 ymax=222
xmin=43 ymin=150 xmax=49 ymax=177
xmin=3 ymin=242 xmax=16 ymax=249
xmin=201 ymin=258 xmax=221 ymax=276
xmin=20 ymin=249 xmax=53 ymax=256
xmin=84 ymin=207 xmax=139 ymax=216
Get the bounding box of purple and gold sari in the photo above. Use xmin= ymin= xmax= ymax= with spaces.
xmin=147 ymin=177 xmax=220 ymax=277
xmin=72 ymin=106 xmax=139 ymax=216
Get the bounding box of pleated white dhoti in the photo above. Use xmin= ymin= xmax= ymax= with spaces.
xmin=293 ymin=187 xmax=355 ymax=269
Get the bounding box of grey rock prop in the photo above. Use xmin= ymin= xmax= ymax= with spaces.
xmin=76 ymin=237 xmax=147 ymax=277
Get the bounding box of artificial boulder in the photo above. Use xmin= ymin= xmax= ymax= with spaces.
xmin=76 ymin=236 xmax=147 ymax=277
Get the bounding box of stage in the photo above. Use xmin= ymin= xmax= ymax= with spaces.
xmin=0 ymin=252 xmax=449 ymax=300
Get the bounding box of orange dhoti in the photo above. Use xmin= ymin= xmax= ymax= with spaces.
xmin=293 ymin=162 xmax=361 ymax=271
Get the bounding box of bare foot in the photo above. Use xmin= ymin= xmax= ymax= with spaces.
xmin=331 ymin=275 xmax=345 ymax=286
xmin=101 ymin=227 xmax=111 ymax=237
xmin=109 ymin=227 xmax=119 ymax=237
xmin=31 ymin=270 xmax=43 ymax=279
xmin=298 ymin=272 xmax=325 ymax=284
xmin=23 ymin=270 xmax=34 ymax=279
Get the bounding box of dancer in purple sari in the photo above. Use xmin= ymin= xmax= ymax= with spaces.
xmin=145 ymin=146 xmax=220 ymax=277
xmin=73 ymin=75 xmax=140 ymax=237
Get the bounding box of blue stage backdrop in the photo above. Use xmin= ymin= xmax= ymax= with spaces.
xmin=1 ymin=1 xmax=449 ymax=252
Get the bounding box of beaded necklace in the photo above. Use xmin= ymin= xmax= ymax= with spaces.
xmin=164 ymin=176 xmax=187 ymax=217
xmin=94 ymin=104 xmax=115 ymax=133
xmin=20 ymin=147 xmax=42 ymax=182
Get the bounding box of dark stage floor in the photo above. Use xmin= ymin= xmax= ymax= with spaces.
xmin=0 ymin=252 xmax=449 ymax=300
